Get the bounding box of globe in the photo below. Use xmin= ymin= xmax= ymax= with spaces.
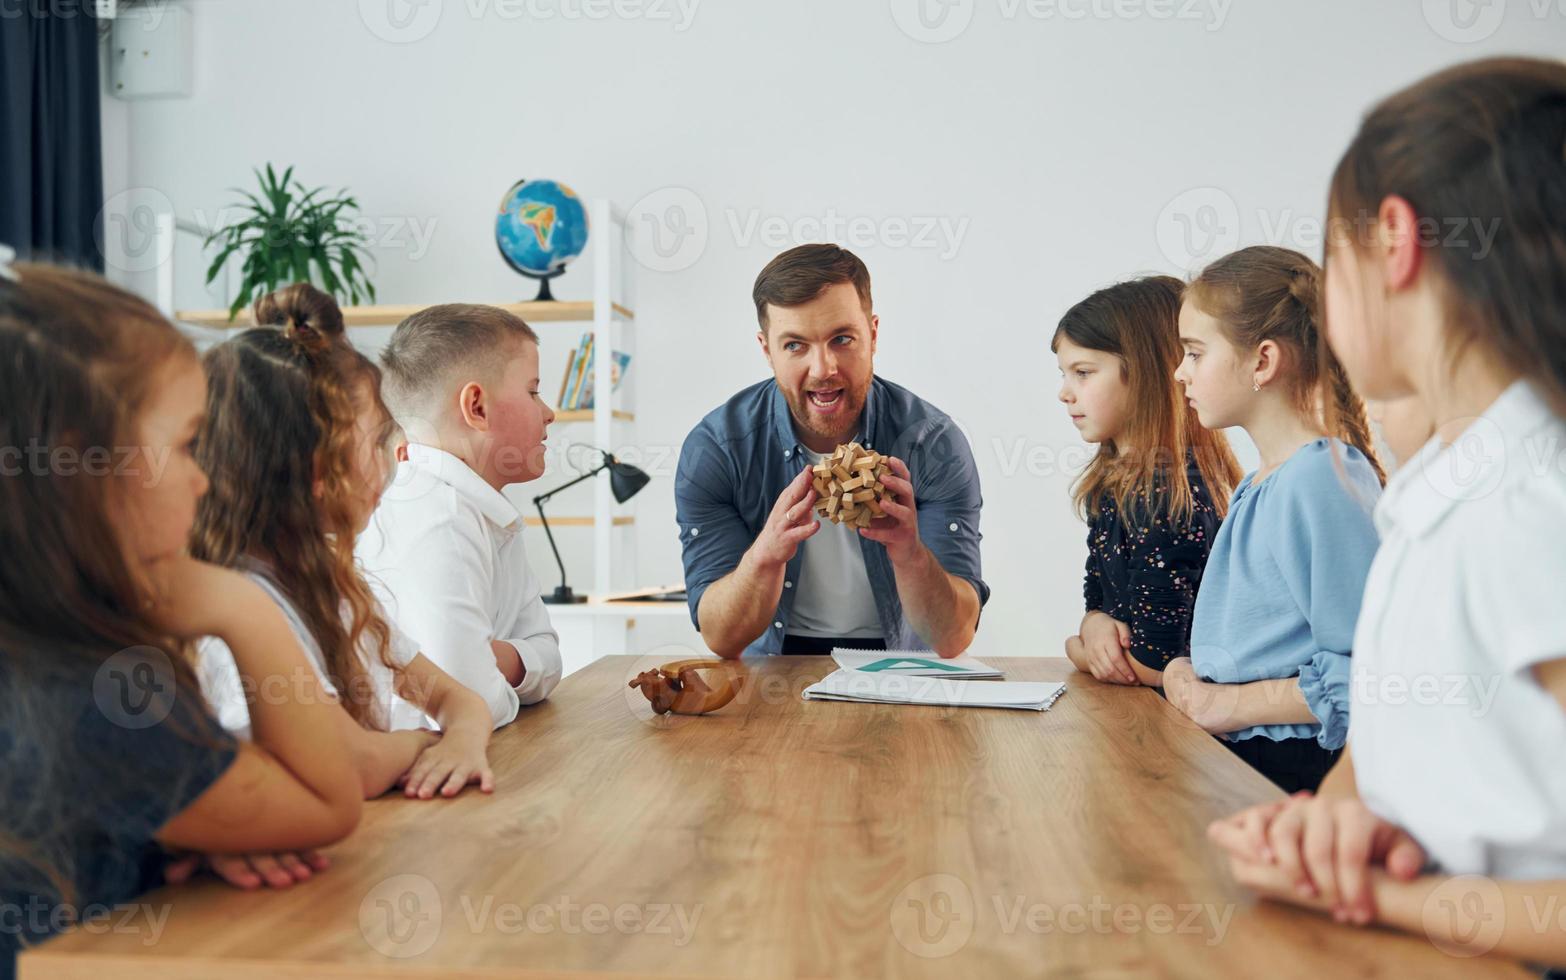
xmin=495 ymin=178 xmax=590 ymax=300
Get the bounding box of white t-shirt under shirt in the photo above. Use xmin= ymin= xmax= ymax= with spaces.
xmin=196 ymin=562 xmax=427 ymax=738
xmin=789 ymin=441 xmax=883 ymax=639
xmin=1350 ymin=379 xmax=1566 ymax=879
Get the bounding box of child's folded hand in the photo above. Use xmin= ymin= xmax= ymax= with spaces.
xmin=1207 ymin=796 xmax=1296 ymax=864
xmin=1079 ymin=612 xmax=1138 ymax=684
xmin=1244 ymin=793 xmax=1425 ymax=926
xmin=1160 ymin=656 xmax=1200 ymax=711
xmin=398 ymin=730 xmax=496 ymax=800
xmin=164 ymin=849 xmax=328 ymax=890
xmin=1162 ymin=657 xmax=1241 ymax=733
xmin=1222 ymin=847 xmax=1337 ymax=917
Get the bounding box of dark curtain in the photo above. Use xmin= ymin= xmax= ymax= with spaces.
xmin=0 ymin=0 xmax=105 ymax=270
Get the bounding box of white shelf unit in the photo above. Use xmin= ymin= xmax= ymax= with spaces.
xmin=582 ymin=197 xmax=638 ymax=598
xmin=160 ymin=198 xmax=643 ymax=600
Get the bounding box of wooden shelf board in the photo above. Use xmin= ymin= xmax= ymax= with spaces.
xmin=553 ymin=409 xmax=634 ymax=423
xmin=523 ymin=516 xmax=635 ymax=528
xmin=176 ymin=300 xmax=635 ymax=329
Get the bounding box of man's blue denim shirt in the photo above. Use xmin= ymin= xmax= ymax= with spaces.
xmin=674 ymin=375 xmax=989 ymax=656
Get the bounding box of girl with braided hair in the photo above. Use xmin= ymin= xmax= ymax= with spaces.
xmin=1163 ymin=245 xmax=1385 ymax=793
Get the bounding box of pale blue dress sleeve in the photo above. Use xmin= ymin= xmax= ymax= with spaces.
xmin=1263 ymin=442 xmax=1381 ymax=750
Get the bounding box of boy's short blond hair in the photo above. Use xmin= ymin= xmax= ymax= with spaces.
xmin=380 ymin=304 xmax=539 ymax=420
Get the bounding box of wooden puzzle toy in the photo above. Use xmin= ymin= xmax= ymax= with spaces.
xmin=810 ymin=442 xmax=891 ymax=529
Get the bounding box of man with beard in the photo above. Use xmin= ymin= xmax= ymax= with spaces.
xmin=675 ymin=244 xmax=988 ymax=658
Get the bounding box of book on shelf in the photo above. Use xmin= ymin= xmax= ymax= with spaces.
xmin=555 ymin=333 xmax=633 ymax=411
xmin=556 ymin=333 xmax=585 ymax=408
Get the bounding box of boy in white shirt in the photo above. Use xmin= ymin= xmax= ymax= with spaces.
xmin=357 ymin=304 xmax=562 ymax=726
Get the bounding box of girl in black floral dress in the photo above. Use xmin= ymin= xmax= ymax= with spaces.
xmin=1052 ymin=276 xmax=1241 ymax=685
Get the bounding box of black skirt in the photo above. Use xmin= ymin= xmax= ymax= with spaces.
xmin=1223 ymin=735 xmax=1341 ymax=794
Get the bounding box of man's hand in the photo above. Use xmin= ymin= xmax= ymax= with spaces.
xmin=858 ymin=456 xmax=920 ymax=563
xmin=749 ymin=465 xmax=821 ymax=570
xmin=695 ymin=466 xmax=822 ymax=658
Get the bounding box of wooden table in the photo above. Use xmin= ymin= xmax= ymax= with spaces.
xmin=23 ymin=657 xmax=1529 ymax=979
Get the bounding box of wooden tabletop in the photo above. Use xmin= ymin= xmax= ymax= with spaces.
xmin=23 ymin=656 xmax=1528 ymax=979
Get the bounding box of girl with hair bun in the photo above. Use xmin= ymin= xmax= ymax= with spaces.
xmin=192 ymin=283 xmax=501 ymax=833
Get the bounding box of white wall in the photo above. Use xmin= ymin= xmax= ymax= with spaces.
xmin=105 ymin=0 xmax=1566 ymax=654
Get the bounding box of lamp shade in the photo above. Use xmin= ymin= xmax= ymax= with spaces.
xmin=608 ymin=458 xmax=650 ymax=503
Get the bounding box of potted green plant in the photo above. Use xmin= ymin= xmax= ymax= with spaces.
xmin=204 ymin=164 xmax=377 ymax=321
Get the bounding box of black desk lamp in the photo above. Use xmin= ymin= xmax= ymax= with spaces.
xmin=532 ymin=450 xmax=650 ymax=605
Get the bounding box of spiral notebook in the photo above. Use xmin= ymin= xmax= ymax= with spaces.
xmin=830 ymin=649 xmax=1005 ymax=679
xmin=803 ymin=666 xmax=1066 ymax=712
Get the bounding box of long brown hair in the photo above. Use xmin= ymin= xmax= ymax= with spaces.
xmin=191 ymin=283 xmax=399 ymax=728
xmin=1188 ymin=246 xmax=1387 ymax=486
xmin=1052 ymin=275 xmax=1242 ymax=522
xmin=0 ymin=263 xmax=206 ymax=908
xmin=1327 ymin=56 xmax=1566 ymax=416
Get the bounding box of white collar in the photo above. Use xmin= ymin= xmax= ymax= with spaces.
xmin=1375 ymin=379 xmax=1554 ymax=539
xmin=402 ymin=443 xmax=521 ymax=531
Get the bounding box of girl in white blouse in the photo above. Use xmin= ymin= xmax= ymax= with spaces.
xmin=1208 ymin=56 xmax=1566 ymax=969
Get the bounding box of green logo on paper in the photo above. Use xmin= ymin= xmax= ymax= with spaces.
xmin=859 ymin=657 xmax=966 ymax=673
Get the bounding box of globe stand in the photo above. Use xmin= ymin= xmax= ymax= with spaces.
xmin=524 ymin=269 xmax=565 ymax=302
